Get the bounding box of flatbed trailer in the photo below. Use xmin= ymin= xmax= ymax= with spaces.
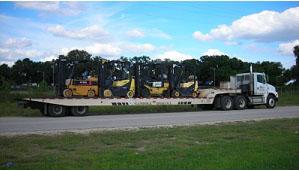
xmin=18 ymin=88 xmax=267 ymax=117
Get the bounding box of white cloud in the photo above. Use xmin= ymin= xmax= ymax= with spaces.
xmin=0 ymin=48 xmax=44 ymax=63
xmin=193 ymin=31 xmax=213 ymax=41
xmin=154 ymin=51 xmax=194 ymax=61
xmin=193 ymin=7 xmax=299 ymax=42
xmin=150 ymin=29 xmax=172 ymax=39
xmin=15 ymin=2 xmax=83 ymax=16
xmin=0 ymin=37 xmax=32 ymax=48
xmin=201 ymin=49 xmax=228 ymax=56
xmin=47 ymin=25 xmax=111 ymax=42
xmin=85 ymin=43 xmax=122 ymax=57
xmin=122 ymin=43 xmax=156 ymax=53
xmin=40 ymin=55 xmax=57 ymax=62
xmin=0 ymin=61 xmax=15 ymax=67
xmin=125 ymin=29 xmax=145 ymax=38
xmin=278 ymin=40 xmax=299 ymax=56
xmin=224 ymin=41 xmax=241 ymax=46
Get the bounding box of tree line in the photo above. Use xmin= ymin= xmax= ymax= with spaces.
xmin=0 ymin=45 xmax=298 ymax=90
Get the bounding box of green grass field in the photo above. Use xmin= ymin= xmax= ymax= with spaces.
xmin=0 ymin=90 xmax=298 ymax=117
xmin=0 ymin=118 xmax=298 ymax=169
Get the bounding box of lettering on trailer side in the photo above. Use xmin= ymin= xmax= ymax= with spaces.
xmin=157 ymin=102 xmax=171 ymax=105
xmin=112 ymin=102 xmax=129 ymax=106
xmin=136 ymin=102 xmax=152 ymax=105
xmin=178 ymin=101 xmax=192 ymax=105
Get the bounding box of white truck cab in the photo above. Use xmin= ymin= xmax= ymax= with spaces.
xmin=231 ymin=72 xmax=278 ymax=108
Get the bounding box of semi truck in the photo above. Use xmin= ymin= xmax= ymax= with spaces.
xmin=17 ymin=60 xmax=278 ymax=117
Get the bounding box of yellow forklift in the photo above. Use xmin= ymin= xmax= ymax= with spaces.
xmin=170 ymin=64 xmax=199 ymax=98
xmin=59 ymin=58 xmax=99 ymax=97
xmin=103 ymin=60 xmax=136 ymax=98
xmin=138 ymin=62 xmax=170 ymax=97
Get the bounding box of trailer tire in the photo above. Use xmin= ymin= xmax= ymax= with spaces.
xmin=141 ymin=88 xmax=150 ymax=98
xmin=220 ymin=96 xmax=233 ymax=111
xmin=266 ymin=95 xmax=276 ymax=108
xmin=71 ymin=106 xmax=89 ymax=116
xmin=234 ymin=96 xmax=247 ymax=110
xmin=48 ymin=104 xmax=66 ymax=117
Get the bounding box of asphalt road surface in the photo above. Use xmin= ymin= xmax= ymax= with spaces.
xmin=0 ymin=106 xmax=298 ymax=134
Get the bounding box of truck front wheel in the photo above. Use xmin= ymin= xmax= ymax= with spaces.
xmin=48 ymin=104 xmax=66 ymax=117
xmin=266 ymin=95 xmax=276 ymax=108
xmin=220 ymin=96 xmax=233 ymax=111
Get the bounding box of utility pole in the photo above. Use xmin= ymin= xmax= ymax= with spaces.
xmin=213 ymin=67 xmax=216 ymax=87
xmin=52 ymin=65 xmax=55 ymax=87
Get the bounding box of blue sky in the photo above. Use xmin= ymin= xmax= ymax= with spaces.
xmin=0 ymin=1 xmax=298 ymax=68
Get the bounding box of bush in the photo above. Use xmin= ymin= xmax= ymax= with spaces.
xmin=0 ymin=76 xmax=10 ymax=91
xmin=38 ymin=80 xmax=49 ymax=91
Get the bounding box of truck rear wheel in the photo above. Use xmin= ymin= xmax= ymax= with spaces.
xmin=234 ymin=96 xmax=247 ymax=110
xmin=220 ymin=96 xmax=233 ymax=111
xmin=266 ymin=95 xmax=276 ymax=108
xmin=48 ymin=104 xmax=66 ymax=117
xmin=71 ymin=106 xmax=89 ymax=116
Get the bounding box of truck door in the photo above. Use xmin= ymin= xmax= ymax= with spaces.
xmin=255 ymin=74 xmax=267 ymax=96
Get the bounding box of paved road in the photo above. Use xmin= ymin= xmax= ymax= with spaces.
xmin=0 ymin=106 xmax=298 ymax=134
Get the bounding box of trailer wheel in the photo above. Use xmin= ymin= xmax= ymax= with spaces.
xmin=266 ymin=95 xmax=276 ymax=108
xmin=71 ymin=106 xmax=89 ymax=116
xmin=87 ymin=90 xmax=95 ymax=97
xmin=141 ymin=88 xmax=150 ymax=97
xmin=63 ymin=89 xmax=72 ymax=97
xmin=220 ymin=96 xmax=233 ymax=111
xmin=48 ymin=104 xmax=66 ymax=117
xmin=234 ymin=96 xmax=247 ymax=110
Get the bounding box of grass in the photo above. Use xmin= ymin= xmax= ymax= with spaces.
xmin=0 ymin=118 xmax=299 ymax=169
xmin=0 ymin=90 xmax=298 ymax=117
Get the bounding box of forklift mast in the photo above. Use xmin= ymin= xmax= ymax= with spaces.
xmin=56 ymin=58 xmax=67 ymax=97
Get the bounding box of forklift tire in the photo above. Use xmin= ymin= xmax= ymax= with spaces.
xmin=63 ymin=89 xmax=72 ymax=97
xmin=266 ymin=95 xmax=276 ymax=108
xmin=48 ymin=104 xmax=66 ymax=117
xmin=192 ymin=92 xmax=198 ymax=98
xmin=220 ymin=96 xmax=233 ymax=111
xmin=141 ymin=88 xmax=150 ymax=98
xmin=127 ymin=91 xmax=134 ymax=98
xmin=87 ymin=90 xmax=95 ymax=97
xmin=174 ymin=91 xmax=180 ymax=98
xmin=71 ymin=106 xmax=89 ymax=116
xmin=234 ymin=96 xmax=247 ymax=110
xmin=104 ymin=89 xmax=112 ymax=97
